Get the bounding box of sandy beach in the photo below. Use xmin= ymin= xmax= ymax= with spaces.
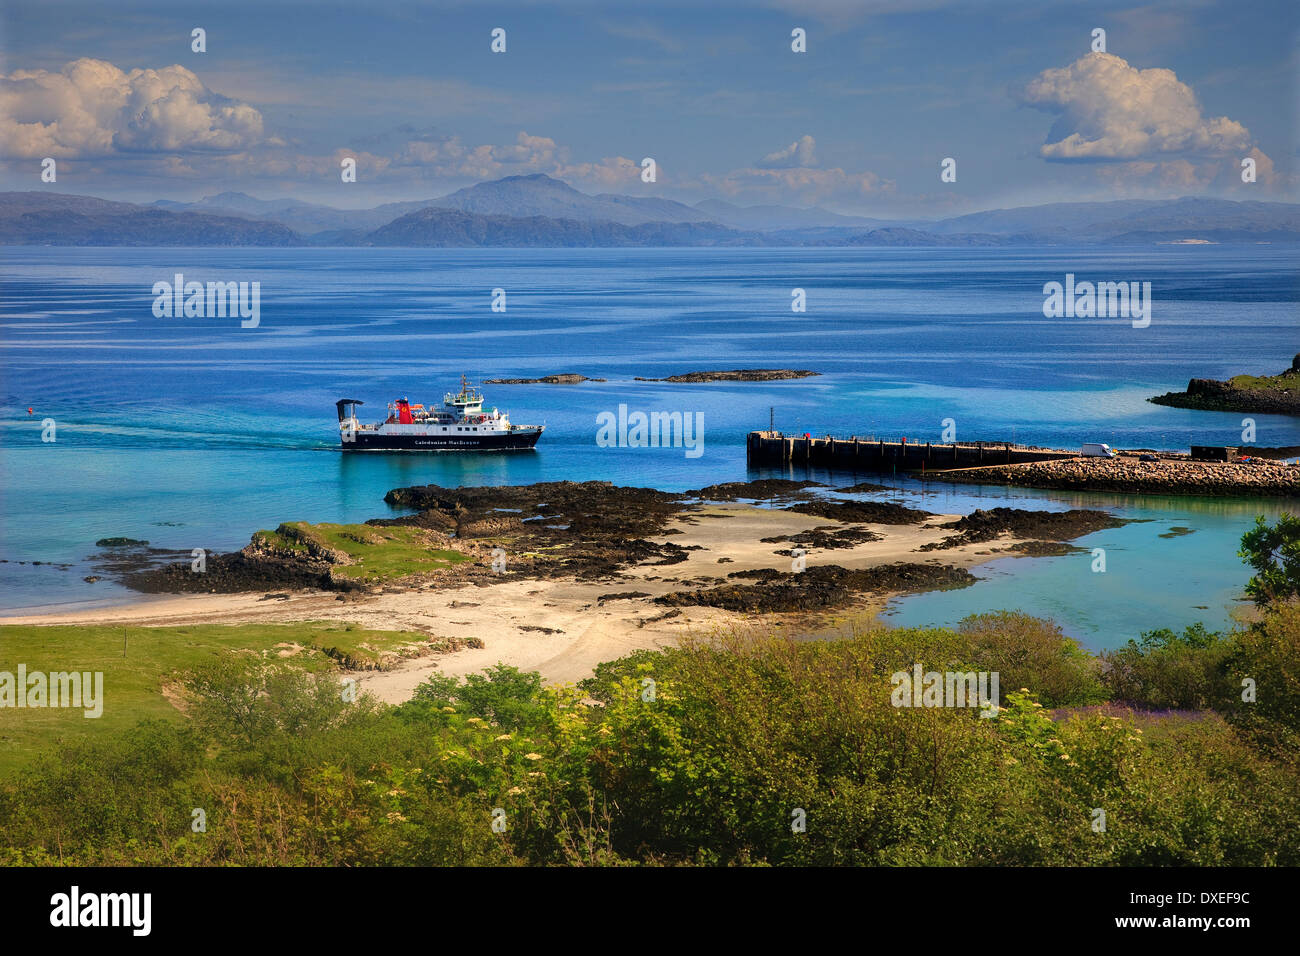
xmin=0 ymin=502 xmax=1043 ymax=702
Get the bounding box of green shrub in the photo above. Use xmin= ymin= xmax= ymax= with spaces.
xmin=3 ymin=610 xmax=1298 ymax=866
xmin=407 ymin=663 xmax=549 ymax=732
xmin=957 ymin=611 xmax=1107 ymax=707
xmin=1100 ymin=623 xmax=1235 ymax=710
xmin=1223 ymin=600 xmax=1300 ymax=756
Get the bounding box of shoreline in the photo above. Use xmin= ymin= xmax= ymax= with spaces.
xmin=0 ymin=497 xmax=1083 ymax=699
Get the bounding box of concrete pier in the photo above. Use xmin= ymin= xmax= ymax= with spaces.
xmin=746 ymin=430 xmax=1076 ymax=473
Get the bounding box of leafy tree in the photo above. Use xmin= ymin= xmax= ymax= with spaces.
xmin=1239 ymin=512 xmax=1300 ymax=606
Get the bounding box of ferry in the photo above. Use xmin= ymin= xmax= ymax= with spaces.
xmin=336 ymin=376 xmax=544 ymax=451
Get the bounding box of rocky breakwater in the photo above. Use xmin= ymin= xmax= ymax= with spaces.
xmin=930 ymin=456 xmax=1298 ymax=497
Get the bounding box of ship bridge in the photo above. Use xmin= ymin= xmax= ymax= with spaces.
xmin=444 ymin=375 xmax=487 ymax=416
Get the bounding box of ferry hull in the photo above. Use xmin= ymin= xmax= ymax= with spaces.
xmin=343 ymin=429 xmax=543 ymax=452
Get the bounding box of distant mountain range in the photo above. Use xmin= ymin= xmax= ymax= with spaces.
xmin=429 ymin=174 xmax=711 ymax=227
xmin=152 ymin=191 xmax=429 ymax=235
xmin=365 ymin=207 xmax=749 ymax=247
xmin=3 ymin=174 xmax=1298 ymax=246
xmin=151 ymin=174 xmax=715 ymax=234
xmin=0 ymin=192 xmax=297 ymax=246
xmin=695 ymin=197 xmax=897 ymax=231
xmin=927 ymin=197 xmax=1300 ymax=242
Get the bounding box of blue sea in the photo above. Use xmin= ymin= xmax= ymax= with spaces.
xmin=1 ymin=246 xmax=1297 ymax=648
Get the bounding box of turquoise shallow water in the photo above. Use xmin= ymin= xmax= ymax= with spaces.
xmin=874 ymin=480 xmax=1282 ymax=645
xmin=1 ymin=246 xmax=1296 ymax=647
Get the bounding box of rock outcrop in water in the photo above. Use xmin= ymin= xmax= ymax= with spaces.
xmin=918 ymin=508 xmax=1128 ymax=551
xmin=482 ymin=374 xmax=605 ymax=384
xmin=687 ymin=479 xmax=825 ymax=500
xmin=656 ymin=563 xmax=975 ymax=613
xmin=1149 ymin=355 xmax=1300 ymax=415
xmin=122 ymin=549 xmax=338 ymax=594
xmin=634 ymin=369 xmax=820 ymax=383
xmin=783 ymin=499 xmax=933 ymax=525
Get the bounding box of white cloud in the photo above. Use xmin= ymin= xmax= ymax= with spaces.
xmin=555 ymin=156 xmax=642 ymax=189
xmin=1094 ymin=148 xmax=1281 ymax=194
xmin=701 ymin=164 xmax=893 ymax=204
xmin=0 ymin=57 xmax=264 ymax=158
xmin=1019 ymin=52 xmax=1251 ymax=162
xmin=0 ymin=63 xmax=922 ymax=210
xmin=390 ymin=131 xmax=564 ymax=180
xmin=758 ymin=134 xmax=817 ymax=168
xmin=388 ymin=130 xmax=642 ymax=190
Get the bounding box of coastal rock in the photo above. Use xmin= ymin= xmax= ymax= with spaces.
xmin=105 ymin=479 xmax=1105 ymax=604
xmin=456 ymin=515 xmax=524 ymax=537
xmin=762 ymin=525 xmax=882 ymax=550
xmin=123 ymin=551 xmax=337 ymax=594
xmin=837 ymin=481 xmax=893 ymax=493
xmin=1149 ymin=356 xmax=1300 ymax=415
xmin=687 ymin=479 xmax=824 ymax=500
xmin=634 ymin=369 xmax=820 ymax=383
xmin=657 ymin=562 xmax=974 ymax=613
xmin=383 ymin=480 xmax=686 ymax=539
xmin=918 ymin=507 xmax=1127 ymax=550
xmin=783 ymin=499 xmax=932 ymax=525
xmin=481 ymin=373 xmax=605 ymax=384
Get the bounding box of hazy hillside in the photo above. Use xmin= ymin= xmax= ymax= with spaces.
xmin=695 ymin=198 xmax=898 ymax=231
xmin=931 ymin=197 xmax=1300 ymax=240
xmin=155 ymin=192 xmax=435 ymax=235
xmin=427 ymin=174 xmax=711 ymax=226
xmin=365 ymin=207 xmax=749 ymax=246
xmin=1079 ymin=197 xmax=1300 ymax=242
xmin=0 ymin=192 xmax=298 ymax=245
xmin=5 ymin=184 xmax=1298 ymax=246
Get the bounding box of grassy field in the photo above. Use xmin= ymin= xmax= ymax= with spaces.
xmin=0 ymin=621 xmax=432 ymax=775
xmin=1229 ymin=369 xmax=1300 ymax=392
xmin=253 ymin=522 xmax=473 ymax=583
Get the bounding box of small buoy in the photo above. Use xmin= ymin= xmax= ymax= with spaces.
xmin=27 ymin=407 xmax=33 ymax=415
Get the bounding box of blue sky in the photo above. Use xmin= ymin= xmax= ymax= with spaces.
xmin=1 ymin=0 xmax=1296 ymax=216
